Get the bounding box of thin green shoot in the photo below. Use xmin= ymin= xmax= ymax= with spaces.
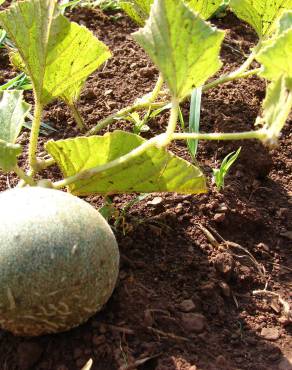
xmin=23 ymin=113 xmax=58 ymax=136
xmin=212 ymin=147 xmax=241 ymax=191
xmin=0 ymin=73 xmax=32 ymax=91
xmin=0 ymin=28 xmax=6 ymax=47
xmin=188 ymin=87 xmax=202 ymax=159
xmin=99 ymin=194 xmax=148 ymax=234
xmin=59 ymin=0 xmax=83 ymax=13
xmin=122 ymin=110 xmax=150 ymax=134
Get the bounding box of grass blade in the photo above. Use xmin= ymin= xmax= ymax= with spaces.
xmin=188 ymin=87 xmax=202 ymax=159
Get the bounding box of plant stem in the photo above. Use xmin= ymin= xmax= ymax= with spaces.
xmin=28 ymin=99 xmax=43 ymax=172
xmin=147 ymin=73 xmax=164 ymax=103
xmin=172 ymin=129 xmax=266 ymax=141
xmin=202 ymin=68 xmax=261 ymax=92
xmin=14 ymin=165 xmax=36 ymax=186
xmin=68 ymin=102 xmax=87 ymax=131
xmin=202 ymin=41 xmax=262 ymax=92
xmin=159 ymin=97 xmax=179 ymax=146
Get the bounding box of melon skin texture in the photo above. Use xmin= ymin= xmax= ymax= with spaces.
xmin=0 ymin=187 xmax=119 ymax=336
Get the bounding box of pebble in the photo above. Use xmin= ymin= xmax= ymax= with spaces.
xmin=214 ymin=253 xmax=235 ymax=279
xmin=219 ymin=281 xmax=231 ymax=297
xmin=147 ymin=196 xmax=163 ymax=206
xmin=260 ymin=327 xmax=280 ymax=341
xmin=17 ymin=342 xmax=43 ymax=370
xmin=213 ymin=213 xmax=225 ymax=222
xmin=181 ymin=313 xmax=206 ymax=334
xmin=178 ymin=299 xmax=196 ymax=312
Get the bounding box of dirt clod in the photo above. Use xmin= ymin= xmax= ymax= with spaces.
xmin=260 ymin=327 xmax=280 ymax=341
xmin=181 ymin=313 xmax=206 ymax=334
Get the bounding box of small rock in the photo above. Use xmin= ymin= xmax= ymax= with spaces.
xmin=181 ymin=313 xmax=206 ymax=334
xmin=219 ymin=281 xmax=231 ymax=297
xmin=17 ymin=342 xmax=43 ymax=370
xmin=215 ymin=355 xmax=228 ymax=368
xmin=147 ymin=196 xmax=163 ymax=206
xmin=260 ymin=327 xmax=280 ymax=341
xmin=257 ymin=242 xmax=270 ymax=253
xmin=140 ymin=66 xmax=156 ymax=78
xmin=178 ymin=299 xmax=196 ymax=312
xmin=213 ymin=213 xmax=225 ymax=222
xmin=216 ymin=203 xmax=228 ymax=212
xmin=214 ymin=253 xmax=235 ymax=280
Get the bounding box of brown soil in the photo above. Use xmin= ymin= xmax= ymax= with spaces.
xmin=0 ymin=6 xmax=291 ymax=370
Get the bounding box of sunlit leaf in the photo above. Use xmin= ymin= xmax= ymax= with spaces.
xmin=256 ymin=28 xmax=292 ymax=88
xmin=185 ymin=0 xmax=224 ymax=19
xmin=45 ymin=130 xmax=207 ymax=195
xmin=229 ymin=0 xmax=292 ymax=38
xmin=0 ymin=0 xmax=111 ymax=105
xmin=256 ymin=77 xmax=291 ymax=143
xmin=133 ymin=0 xmax=224 ymax=100
xmin=119 ymin=0 xmax=153 ymax=25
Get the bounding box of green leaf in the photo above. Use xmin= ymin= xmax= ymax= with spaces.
xmin=0 ymin=140 xmax=22 ymax=172
xmin=256 ymin=28 xmax=292 ymax=88
xmin=119 ymin=0 xmax=153 ymax=25
xmin=229 ymin=0 xmax=292 ymax=38
xmin=133 ymin=0 xmax=224 ymax=100
xmin=0 ymin=90 xmax=28 ymax=172
xmin=0 ymin=0 xmax=111 ymax=105
xmin=212 ymin=147 xmax=241 ymax=191
xmin=0 ymin=90 xmax=30 ymax=143
xmin=185 ymin=0 xmax=224 ymax=20
xmin=45 ymin=130 xmax=207 ymax=195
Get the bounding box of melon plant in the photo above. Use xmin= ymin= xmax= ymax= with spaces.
xmin=0 ymin=187 xmax=119 ymax=336
xmin=0 ymin=0 xmax=291 ymax=336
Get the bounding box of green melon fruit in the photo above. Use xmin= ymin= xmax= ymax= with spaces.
xmin=0 ymin=187 xmax=119 ymax=336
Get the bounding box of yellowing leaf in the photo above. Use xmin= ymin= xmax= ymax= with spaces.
xmin=45 ymin=131 xmax=207 ymax=195
xmin=133 ymin=0 xmax=224 ymax=99
xmin=185 ymin=0 xmax=223 ymax=20
xmin=229 ymin=0 xmax=292 ymax=38
xmin=257 ymin=77 xmax=291 ymax=143
xmin=0 ymin=0 xmax=111 ymax=105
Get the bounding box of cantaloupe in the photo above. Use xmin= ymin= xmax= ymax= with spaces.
xmin=0 ymin=187 xmax=119 ymax=336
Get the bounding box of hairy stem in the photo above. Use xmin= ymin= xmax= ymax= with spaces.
xmin=202 ymin=67 xmax=261 ymax=92
xmin=28 ymin=99 xmax=43 ymax=172
xmin=68 ymin=102 xmax=87 ymax=131
xmin=172 ymin=130 xmax=267 ymax=141
xmin=147 ymin=73 xmax=164 ymax=103
xmin=14 ymin=165 xmax=36 ymax=186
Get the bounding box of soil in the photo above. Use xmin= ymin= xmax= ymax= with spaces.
xmin=0 ymin=5 xmax=291 ymax=370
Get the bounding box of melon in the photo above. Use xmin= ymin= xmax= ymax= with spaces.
xmin=0 ymin=187 xmax=119 ymax=336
